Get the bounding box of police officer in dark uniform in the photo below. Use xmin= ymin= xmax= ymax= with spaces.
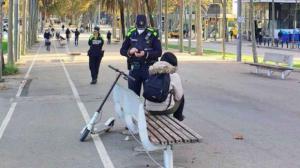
xmin=88 ymin=27 xmax=104 ymax=85
xmin=120 ymin=15 xmax=162 ymax=95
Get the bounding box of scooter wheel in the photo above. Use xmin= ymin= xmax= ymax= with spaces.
xmin=80 ymin=128 xmax=90 ymax=142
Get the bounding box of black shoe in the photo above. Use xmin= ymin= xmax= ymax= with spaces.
xmin=90 ymin=80 xmax=97 ymax=85
xmin=174 ymin=115 xmax=185 ymax=121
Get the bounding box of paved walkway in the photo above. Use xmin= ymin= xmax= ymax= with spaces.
xmin=0 ymin=33 xmax=300 ymax=168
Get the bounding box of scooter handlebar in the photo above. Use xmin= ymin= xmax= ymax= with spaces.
xmin=108 ymin=65 xmax=135 ymax=81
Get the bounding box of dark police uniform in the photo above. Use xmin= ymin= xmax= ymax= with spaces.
xmin=88 ymin=34 xmax=104 ymax=84
xmin=120 ymin=27 xmax=162 ymax=95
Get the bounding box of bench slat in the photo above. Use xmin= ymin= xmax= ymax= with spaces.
xmin=147 ymin=121 xmax=168 ymax=145
xmin=264 ymin=53 xmax=293 ymax=66
xmin=161 ymin=116 xmax=199 ymax=143
xmin=146 ymin=117 xmax=175 ymax=145
xmin=160 ymin=115 xmax=198 ymax=143
xmin=245 ymin=62 xmax=293 ymax=71
xmin=168 ymin=116 xmax=203 ymax=142
xmin=155 ymin=115 xmax=192 ymax=143
xmin=146 ymin=124 xmax=163 ymax=145
xmin=148 ymin=115 xmax=183 ymax=143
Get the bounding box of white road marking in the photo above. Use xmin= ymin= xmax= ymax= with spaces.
xmin=16 ymin=45 xmax=42 ymax=97
xmin=0 ymin=103 xmax=17 ymax=139
xmin=55 ymin=43 xmax=115 ymax=168
xmin=0 ymin=44 xmax=42 ymax=140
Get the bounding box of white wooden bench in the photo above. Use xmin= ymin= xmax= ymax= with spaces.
xmin=245 ymin=53 xmax=294 ymax=79
xmin=112 ymin=84 xmax=202 ymax=168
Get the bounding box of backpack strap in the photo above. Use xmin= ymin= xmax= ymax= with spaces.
xmin=165 ymin=89 xmax=175 ymax=111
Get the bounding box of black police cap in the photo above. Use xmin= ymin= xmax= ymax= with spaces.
xmin=136 ymin=15 xmax=147 ymax=29
xmin=94 ymin=26 xmax=100 ymax=31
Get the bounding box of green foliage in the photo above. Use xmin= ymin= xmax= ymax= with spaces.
xmin=3 ymin=64 xmax=18 ymax=76
xmin=2 ymin=41 xmax=7 ymax=54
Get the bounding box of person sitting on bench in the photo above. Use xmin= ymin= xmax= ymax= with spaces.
xmin=144 ymin=52 xmax=185 ymax=121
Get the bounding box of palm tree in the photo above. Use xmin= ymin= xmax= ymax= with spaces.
xmin=102 ymin=0 xmax=126 ymax=38
xmin=250 ymin=0 xmax=258 ymax=63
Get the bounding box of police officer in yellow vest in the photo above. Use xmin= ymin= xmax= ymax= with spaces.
xmin=120 ymin=15 xmax=162 ymax=95
xmin=88 ymin=27 xmax=104 ymax=84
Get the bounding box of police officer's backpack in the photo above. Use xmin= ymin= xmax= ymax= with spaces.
xmin=143 ymin=73 xmax=171 ymax=103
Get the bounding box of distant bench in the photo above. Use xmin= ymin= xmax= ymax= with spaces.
xmin=113 ymin=84 xmax=202 ymax=168
xmin=245 ymin=53 xmax=294 ymax=79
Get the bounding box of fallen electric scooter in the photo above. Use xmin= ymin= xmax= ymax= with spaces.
xmin=80 ymin=65 xmax=135 ymax=142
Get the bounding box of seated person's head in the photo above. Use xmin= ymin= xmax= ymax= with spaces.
xmin=160 ymin=52 xmax=178 ymax=67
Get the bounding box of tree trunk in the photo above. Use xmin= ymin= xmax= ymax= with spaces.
xmin=271 ymin=0 xmax=275 ymax=46
xmin=0 ymin=2 xmax=4 ymax=80
xmin=195 ymin=0 xmax=203 ymax=55
xmin=164 ymin=0 xmax=168 ymax=50
xmin=14 ymin=0 xmax=19 ymax=62
xmin=119 ymin=0 xmax=126 ymax=39
xmin=237 ymin=0 xmax=242 ymax=62
xmin=112 ymin=14 xmax=117 ymax=39
xmin=8 ymin=0 xmax=14 ymax=65
xmin=21 ymin=0 xmax=27 ymax=55
xmin=27 ymin=0 xmax=31 ymax=48
xmin=250 ymin=0 xmax=258 ymax=63
xmin=222 ymin=0 xmax=227 ymax=59
xmin=145 ymin=0 xmax=155 ymax=27
xmin=224 ymin=1 xmax=228 ymax=42
xmin=292 ymin=0 xmax=298 ymax=48
xmin=179 ymin=0 xmax=184 ymax=52
xmin=32 ymin=0 xmax=38 ymax=43
xmin=125 ymin=0 xmax=130 ymax=31
xmin=188 ymin=0 xmax=192 ymax=53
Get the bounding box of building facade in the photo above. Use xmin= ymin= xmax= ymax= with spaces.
xmin=242 ymin=0 xmax=300 ymax=38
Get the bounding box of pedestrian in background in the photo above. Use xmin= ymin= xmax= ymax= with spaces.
xmin=44 ymin=29 xmax=52 ymax=51
xmin=87 ymin=27 xmax=104 ymax=85
xmin=107 ymin=30 xmax=112 ymax=44
xmin=72 ymin=28 xmax=80 ymax=46
xmin=66 ymin=28 xmax=71 ymax=42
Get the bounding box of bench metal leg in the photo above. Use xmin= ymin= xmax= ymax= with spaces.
xmin=281 ymin=70 xmax=292 ymax=80
xmin=255 ymin=67 xmax=260 ymax=74
xmin=163 ymin=145 xmax=173 ymax=168
xmin=267 ymin=70 xmax=272 ymax=77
